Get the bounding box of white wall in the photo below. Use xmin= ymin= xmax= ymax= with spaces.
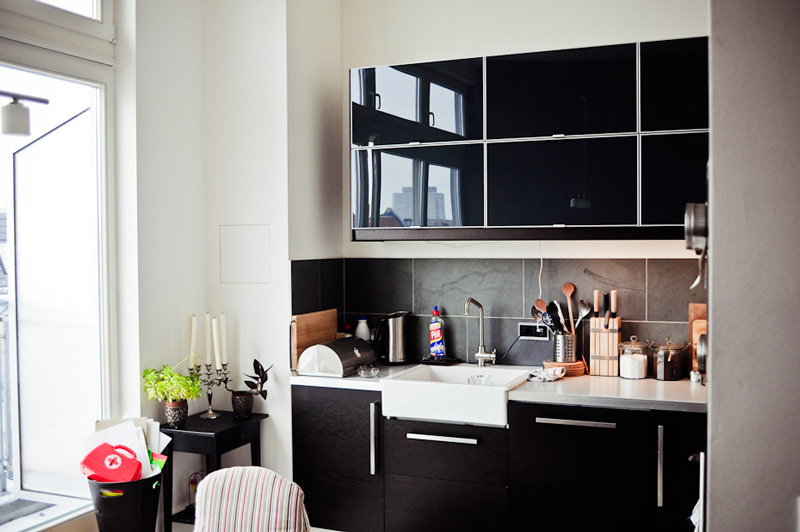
xmin=708 ymin=1 xmax=800 ymax=530
xmin=203 ymin=0 xmax=293 ymax=479
xmin=340 ymin=0 xmax=708 ymax=259
xmin=287 ymin=0 xmax=344 ymax=261
xmin=115 ymin=0 xmax=210 ymax=516
xmin=130 ymin=0 xmax=208 ymax=421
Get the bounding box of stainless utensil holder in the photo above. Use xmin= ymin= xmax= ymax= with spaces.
xmin=554 ymin=334 xmax=576 ymax=363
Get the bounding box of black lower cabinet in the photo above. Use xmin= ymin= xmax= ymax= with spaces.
xmin=383 ymin=418 xmax=509 ymax=532
xmin=508 ymin=402 xmax=652 ymax=532
xmin=652 ymin=411 xmax=707 ymax=531
xmin=385 ymin=475 xmax=508 ymax=532
xmin=291 ymin=386 xmax=383 ymax=532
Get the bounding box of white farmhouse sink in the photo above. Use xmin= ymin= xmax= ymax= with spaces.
xmin=381 ymin=364 xmax=531 ymax=427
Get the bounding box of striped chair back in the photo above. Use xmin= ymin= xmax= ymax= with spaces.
xmin=194 ymin=467 xmax=310 ymax=532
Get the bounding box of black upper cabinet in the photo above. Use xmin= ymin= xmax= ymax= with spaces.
xmin=351 ymin=144 xmax=484 ymax=228
xmin=351 ymin=58 xmax=483 ymax=146
xmin=487 ymin=44 xmax=636 ymax=138
xmin=641 ymin=132 xmax=709 ymax=225
xmin=641 ymin=37 xmax=709 ymax=131
xmin=350 ymin=38 xmax=709 ymax=241
xmin=487 ymin=136 xmax=637 ymax=226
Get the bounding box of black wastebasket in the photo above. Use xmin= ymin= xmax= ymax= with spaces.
xmin=88 ymin=472 xmax=162 ymax=532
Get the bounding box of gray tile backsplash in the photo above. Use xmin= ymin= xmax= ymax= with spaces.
xmin=525 ymin=258 xmax=647 ymax=320
xmin=413 ymin=258 xmax=524 ymax=317
xmin=291 ymin=257 xmax=706 ymax=367
xmin=646 ymin=259 xmax=708 ymax=321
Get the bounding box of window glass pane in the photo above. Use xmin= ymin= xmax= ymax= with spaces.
xmin=429 ymin=82 xmax=462 ymax=135
xmin=35 ymin=0 xmax=97 ymax=19
xmin=374 ymin=66 xmax=418 ymax=123
xmin=1 ymin=64 xmax=103 ymax=499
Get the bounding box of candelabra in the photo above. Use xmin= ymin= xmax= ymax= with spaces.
xmin=194 ymin=361 xmax=232 ymax=419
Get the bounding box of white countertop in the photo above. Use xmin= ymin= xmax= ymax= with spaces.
xmin=509 ymin=374 xmax=707 ymax=413
xmin=290 ymin=363 xmax=707 ymax=413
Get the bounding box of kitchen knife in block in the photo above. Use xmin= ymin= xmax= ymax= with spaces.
xmin=291 ymin=309 xmax=338 ymax=371
xmin=688 ymin=303 xmax=708 ymax=371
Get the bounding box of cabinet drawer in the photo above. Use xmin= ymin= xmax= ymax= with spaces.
xmin=508 ymin=402 xmax=651 ymax=490
xmin=384 ymin=418 xmax=508 ymax=486
xmin=385 ymin=474 xmax=508 ymax=532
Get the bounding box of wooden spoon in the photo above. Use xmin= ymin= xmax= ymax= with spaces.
xmin=534 ymin=299 xmax=548 ymax=316
xmin=561 ymin=282 xmax=576 ymax=335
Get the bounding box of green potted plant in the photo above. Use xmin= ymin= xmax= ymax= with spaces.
xmin=231 ymin=358 xmax=272 ymax=418
xmin=143 ymin=363 xmax=202 ymax=428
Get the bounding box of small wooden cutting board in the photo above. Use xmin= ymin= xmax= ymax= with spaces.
xmin=688 ymin=303 xmax=708 ymax=372
xmin=291 ymin=308 xmax=338 ymax=371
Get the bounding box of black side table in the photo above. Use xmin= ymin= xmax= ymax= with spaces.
xmin=160 ymin=411 xmax=268 ymax=532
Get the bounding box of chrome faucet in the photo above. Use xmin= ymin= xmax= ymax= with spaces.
xmin=464 ymin=297 xmax=496 ymax=367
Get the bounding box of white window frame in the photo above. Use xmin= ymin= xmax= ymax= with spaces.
xmin=0 ymin=0 xmax=114 ymax=66
xmin=0 ymin=31 xmax=118 ymax=474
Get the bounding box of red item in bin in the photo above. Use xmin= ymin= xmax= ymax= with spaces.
xmin=80 ymin=443 xmax=142 ymax=482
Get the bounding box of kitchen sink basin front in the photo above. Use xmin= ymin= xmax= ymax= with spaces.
xmin=381 ymin=364 xmax=531 ymax=427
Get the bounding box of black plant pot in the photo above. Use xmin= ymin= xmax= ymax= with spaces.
xmin=164 ymin=399 xmax=188 ymax=428
xmin=231 ymin=391 xmax=254 ymax=418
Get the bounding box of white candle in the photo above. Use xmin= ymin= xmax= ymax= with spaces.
xmin=205 ymin=312 xmax=211 ymax=367
xmin=220 ymin=313 xmax=228 ymax=365
xmin=211 ymin=316 xmax=222 ymax=370
xmin=189 ymin=314 xmax=198 ymax=367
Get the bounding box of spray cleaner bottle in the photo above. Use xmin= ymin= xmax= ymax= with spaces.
xmin=429 ymin=306 xmax=446 ymax=360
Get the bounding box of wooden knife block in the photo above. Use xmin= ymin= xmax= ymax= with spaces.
xmin=589 ymin=317 xmax=622 ymax=376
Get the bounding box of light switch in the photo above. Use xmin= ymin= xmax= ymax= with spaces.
xmin=220 ymin=224 xmax=270 ymax=284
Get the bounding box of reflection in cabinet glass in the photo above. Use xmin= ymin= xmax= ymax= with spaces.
xmin=487 ymin=44 xmax=636 ymax=138
xmin=350 ymin=58 xmax=483 ymax=146
xmin=351 ymin=145 xmax=484 ymax=228
xmin=487 ymin=137 xmax=637 ymax=226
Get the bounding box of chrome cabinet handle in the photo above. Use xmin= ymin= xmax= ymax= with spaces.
xmin=658 ymin=424 xmax=664 ymax=507
xmin=406 ymin=433 xmax=478 ymax=445
xmin=535 ymin=417 xmax=617 ymax=430
xmin=369 ymin=402 xmax=377 ymax=475
xmin=429 ymin=111 xmax=435 ymax=126
xmin=374 ymin=93 xmax=381 ymax=110
xmin=698 ymin=451 xmax=706 ymax=532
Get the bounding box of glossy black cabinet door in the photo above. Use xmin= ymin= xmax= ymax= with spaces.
xmin=385 ymin=475 xmax=508 ymax=532
xmin=487 ymin=44 xmax=636 ymax=138
xmin=291 ymin=386 xmax=383 ymax=532
xmin=487 ymin=136 xmax=638 ymax=226
xmin=351 ymin=58 xmax=483 ymax=146
xmin=508 ymin=402 xmax=652 ymax=532
xmin=641 ymin=37 xmax=709 ymax=131
xmin=652 ymin=411 xmax=707 ymax=532
xmin=352 ymin=144 xmax=484 ymax=228
xmin=641 ymin=133 xmax=708 ymax=225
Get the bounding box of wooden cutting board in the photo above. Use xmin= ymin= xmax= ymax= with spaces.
xmin=688 ymin=303 xmax=708 ymax=372
xmin=291 ymin=309 xmax=338 ymax=371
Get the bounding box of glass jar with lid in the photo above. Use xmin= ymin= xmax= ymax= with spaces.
xmin=618 ymin=335 xmax=649 ymax=379
xmin=652 ymin=337 xmax=688 ymax=381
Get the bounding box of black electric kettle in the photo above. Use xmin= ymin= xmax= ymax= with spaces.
xmin=373 ymin=311 xmax=410 ymax=364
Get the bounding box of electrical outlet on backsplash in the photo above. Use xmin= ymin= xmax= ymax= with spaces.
xmin=291 ymin=257 xmax=706 ymax=370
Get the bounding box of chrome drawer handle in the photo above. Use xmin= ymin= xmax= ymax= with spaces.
xmin=658 ymin=424 xmax=664 ymax=507
xmin=370 ymin=402 xmax=377 ymax=475
xmin=535 ymin=417 xmax=617 ymax=430
xmin=406 ymin=433 xmax=478 ymax=445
